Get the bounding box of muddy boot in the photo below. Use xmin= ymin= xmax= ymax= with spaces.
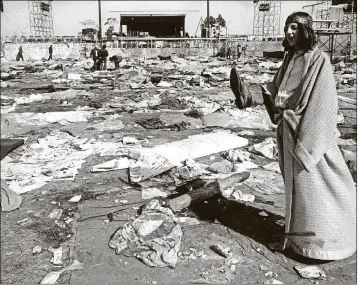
xmin=230 ymin=67 xmax=254 ymax=109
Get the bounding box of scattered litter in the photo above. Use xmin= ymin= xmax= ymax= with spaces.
xmin=237 ymin=130 xmax=256 ymax=136
xmin=262 ymin=162 xmax=281 ymax=173
xmin=64 ymin=217 xmax=74 ymax=224
xmin=122 ymin=137 xmax=139 ymax=145
xmin=68 ymin=194 xmax=82 ymax=203
xmin=178 ymin=217 xmax=201 ymax=226
xmin=178 ymin=248 xmax=205 ymax=260
xmin=249 ymin=137 xmax=278 ymax=159
xmin=32 ymin=245 xmax=42 ymax=254
xmin=231 ymin=190 xmax=255 ymax=203
xmin=17 ymin=217 xmax=31 ymax=226
xmin=223 ymin=149 xmax=251 ymax=162
xmin=264 ymin=279 xmax=284 ymax=284
xmin=40 ymin=260 xmax=83 ymax=284
xmin=294 ymin=265 xmax=326 ymax=280
xmin=208 ymin=160 xmax=234 ymax=174
xmin=265 ymin=271 xmax=278 ymax=278
xmin=337 ymin=138 xmax=356 ymax=146
xmin=259 ymin=211 xmax=269 ymax=217
xmin=128 ymin=132 xmax=248 ymax=183
xmin=109 ymin=199 xmax=182 ymax=268
xmin=142 ymin=187 xmax=170 ymax=199
xmin=48 ymin=246 xmax=63 ymax=265
xmin=48 ymin=209 xmax=63 ymax=220
xmin=210 ymin=244 xmax=232 ymax=258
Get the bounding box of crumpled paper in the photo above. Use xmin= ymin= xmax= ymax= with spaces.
xmin=109 ymin=199 xmax=182 ymax=268
xmin=248 ymin=137 xmax=278 ymax=160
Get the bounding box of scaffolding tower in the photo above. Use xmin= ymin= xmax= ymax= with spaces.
xmin=303 ymin=1 xmax=356 ymax=60
xmin=253 ymin=1 xmax=281 ymax=39
xmin=28 ymin=0 xmax=54 ymax=38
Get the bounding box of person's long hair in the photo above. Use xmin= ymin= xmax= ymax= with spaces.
xmin=282 ymin=12 xmax=317 ymax=52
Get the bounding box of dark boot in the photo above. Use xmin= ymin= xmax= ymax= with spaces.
xmin=230 ymin=67 xmax=253 ymax=109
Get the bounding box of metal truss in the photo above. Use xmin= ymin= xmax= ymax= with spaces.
xmin=253 ymin=1 xmax=282 ymax=39
xmin=317 ymin=31 xmax=352 ymax=60
xmin=28 ymin=0 xmax=54 ymax=38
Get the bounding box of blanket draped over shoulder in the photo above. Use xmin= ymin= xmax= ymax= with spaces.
xmin=264 ymin=47 xmax=356 ymax=260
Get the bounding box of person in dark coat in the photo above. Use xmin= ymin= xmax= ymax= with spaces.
xmin=109 ymin=55 xmax=122 ymax=69
xmin=89 ymin=45 xmax=99 ymax=70
xmin=98 ymin=45 xmax=109 ymax=70
xmin=48 ymin=45 xmax=53 ymax=61
xmin=242 ymin=45 xmax=248 ymax=57
xmin=237 ymin=43 xmax=242 ymax=58
xmin=16 ymin=46 xmax=24 ymax=61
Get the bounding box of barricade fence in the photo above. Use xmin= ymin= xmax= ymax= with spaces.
xmin=1 ymin=36 xmax=351 ymax=60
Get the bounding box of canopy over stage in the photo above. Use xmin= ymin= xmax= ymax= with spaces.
xmin=120 ymin=14 xmax=186 ymax=38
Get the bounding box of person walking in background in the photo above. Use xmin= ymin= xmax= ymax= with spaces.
xmin=237 ymin=43 xmax=242 ymax=58
xmin=242 ymin=44 xmax=247 ymax=57
xmin=16 ymin=46 xmax=24 ymax=61
xmin=230 ymin=11 xmax=356 ymax=261
xmin=48 ymin=44 xmax=53 ymax=61
xmin=90 ymin=45 xmax=99 ymax=70
xmin=226 ymin=43 xmax=232 ymax=59
xmin=98 ymin=45 xmax=109 ymax=70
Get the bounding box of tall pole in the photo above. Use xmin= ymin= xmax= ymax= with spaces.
xmin=98 ymin=0 xmax=102 ymax=41
xmin=207 ymin=0 xmax=210 ymax=38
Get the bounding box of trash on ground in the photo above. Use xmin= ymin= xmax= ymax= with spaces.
xmin=32 ymin=245 xmax=42 ymax=254
xmin=210 ymin=244 xmax=233 ymax=258
xmin=223 ymin=149 xmax=251 ymax=162
xmin=141 ymin=187 xmax=170 ymax=199
xmin=294 ymin=265 xmax=326 ymax=280
xmin=68 ymin=194 xmax=82 ymax=203
xmin=262 ymin=162 xmax=281 ymax=173
xmin=40 ymin=260 xmax=83 ymax=284
xmin=264 ymin=279 xmax=284 ymax=284
xmin=249 ymin=137 xmax=278 ymax=160
xmin=48 ymin=209 xmax=63 ymax=220
xmin=231 ymin=189 xmax=255 ymax=203
xmin=109 ymin=199 xmax=182 ymax=268
xmin=48 ymin=246 xmax=63 ymax=265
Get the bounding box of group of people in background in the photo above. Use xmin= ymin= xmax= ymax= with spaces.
xmin=216 ymin=42 xmax=247 ymax=59
xmin=89 ymin=44 xmax=122 ymax=71
xmin=15 ymin=43 xmax=122 ymax=71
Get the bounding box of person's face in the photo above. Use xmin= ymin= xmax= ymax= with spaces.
xmin=285 ymin=22 xmax=299 ymax=47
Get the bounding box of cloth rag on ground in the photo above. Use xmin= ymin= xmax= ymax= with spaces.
xmin=109 ymin=199 xmax=182 ymax=268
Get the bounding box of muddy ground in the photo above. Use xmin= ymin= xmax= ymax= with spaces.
xmin=1 ymin=57 xmax=356 ymax=284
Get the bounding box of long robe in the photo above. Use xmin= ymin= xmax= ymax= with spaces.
xmin=264 ymin=47 xmax=356 ymax=260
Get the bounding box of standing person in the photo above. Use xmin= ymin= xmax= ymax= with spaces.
xmin=89 ymin=45 xmax=99 ymax=70
xmin=237 ymin=43 xmax=242 ymax=58
xmin=230 ymin=11 xmax=356 ymax=261
xmin=242 ymin=44 xmax=247 ymax=57
xmin=226 ymin=43 xmax=232 ymax=59
xmin=16 ymin=46 xmax=24 ymax=61
xmin=48 ymin=44 xmax=53 ymax=61
xmin=98 ymin=44 xmax=109 ymax=70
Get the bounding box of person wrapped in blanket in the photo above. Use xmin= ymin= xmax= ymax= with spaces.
xmin=229 ymin=11 xmax=356 ymax=261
